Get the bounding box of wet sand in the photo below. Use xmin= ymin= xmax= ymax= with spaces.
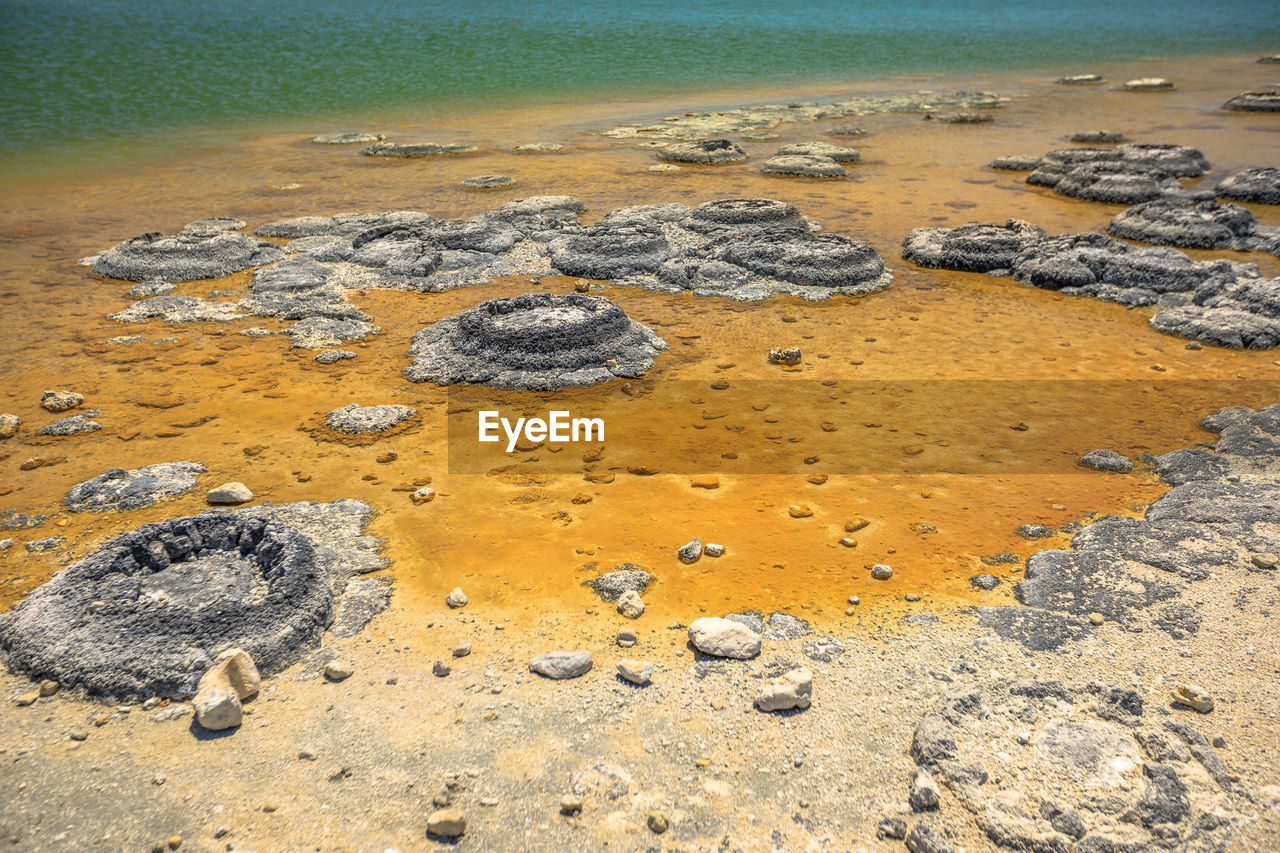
xmin=1 ymin=52 xmax=1279 ymax=852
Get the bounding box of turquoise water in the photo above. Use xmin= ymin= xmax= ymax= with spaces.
xmin=2 ymin=0 xmax=1278 ymax=158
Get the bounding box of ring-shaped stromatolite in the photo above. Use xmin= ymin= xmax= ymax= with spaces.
xmin=902 ymin=220 xmax=1046 ymax=272
xmin=403 ymin=293 xmax=667 ymax=390
xmin=710 ymin=231 xmax=887 ymax=288
xmin=548 ymin=223 xmax=673 ymax=279
xmin=0 ymin=513 xmax=332 ymax=701
xmin=92 ymin=229 xmax=285 ymax=282
xmin=682 ymin=198 xmax=812 ymax=235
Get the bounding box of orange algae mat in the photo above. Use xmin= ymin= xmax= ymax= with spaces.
xmin=1 ymin=55 xmax=1278 ymax=631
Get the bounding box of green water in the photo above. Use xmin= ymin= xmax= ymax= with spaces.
xmin=1 ymin=0 xmax=1278 ymax=167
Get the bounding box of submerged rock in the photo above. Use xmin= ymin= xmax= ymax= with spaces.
xmin=0 ymin=500 xmax=387 ymax=700
xmin=362 ymin=141 xmax=479 ymax=156
xmin=462 ymin=174 xmax=517 ymax=189
xmin=1216 ymin=167 xmax=1280 ymax=205
xmin=312 ymin=132 xmax=383 ymax=144
xmin=1070 ymin=131 xmax=1125 ymax=143
xmin=774 ymin=142 xmax=861 ymax=162
xmin=989 ymin=155 xmax=1042 ymax=171
xmin=109 ymin=294 xmax=244 ymax=324
xmin=65 ymin=462 xmax=206 ymax=512
xmin=403 ymin=293 xmax=667 ymax=390
xmin=1222 ymin=90 xmax=1280 ymax=112
xmin=92 ymin=228 xmax=284 ymax=282
xmin=929 ymin=111 xmax=992 ymax=123
xmin=1121 ymin=77 xmax=1174 ymax=90
xmin=1080 ymin=449 xmax=1135 ymax=473
xmin=656 ymin=139 xmax=748 ymax=164
xmin=1057 ymin=74 xmax=1103 ymax=84
xmin=760 ymin=154 xmax=846 ymax=177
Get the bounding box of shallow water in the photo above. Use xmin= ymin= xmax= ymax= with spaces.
xmin=2 ymin=54 xmax=1279 ymax=634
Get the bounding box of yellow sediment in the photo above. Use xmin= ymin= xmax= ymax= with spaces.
xmin=1 ymin=53 xmax=1278 ymax=633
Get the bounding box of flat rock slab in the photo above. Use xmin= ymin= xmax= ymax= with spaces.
xmin=65 ymin=462 xmax=206 ymax=512
xmin=462 ymin=174 xmax=517 ymax=189
xmin=1216 ymin=167 xmax=1280 ymax=205
xmin=403 ymin=292 xmax=667 ymax=390
xmin=1222 ymin=90 xmax=1280 ymax=112
xmin=910 ymin=680 xmax=1243 ymax=852
xmin=656 ymin=139 xmax=748 ymax=164
xmin=325 ymin=403 xmax=417 ymax=434
xmin=312 ymin=132 xmax=383 ymax=144
xmin=761 ymin=154 xmax=846 ymax=177
xmin=362 ymin=141 xmax=479 ymax=156
xmin=774 ymin=142 xmax=861 ymax=162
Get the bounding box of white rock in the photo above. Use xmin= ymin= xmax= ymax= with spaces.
xmin=754 ymin=666 xmax=812 ymax=711
xmin=909 ymin=768 xmax=940 ymax=810
xmin=688 ymin=617 xmax=761 ymax=659
xmin=325 ymin=660 xmax=354 ymax=681
xmin=446 ymin=587 xmax=469 ymax=608
xmin=193 ymin=687 xmax=242 ymax=731
xmin=207 ymin=482 xmax=253 ymax=504
xmin=616 ymin=659 xmax=653 ymax=685
xmin=193 ymin=648 xmax=260 ymax=731
xmin=617 ymin=590 xmax=645 ymax=619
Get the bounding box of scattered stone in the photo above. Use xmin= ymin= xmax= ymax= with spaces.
xmin=788 ymin=504 xmax=813 ymax=518
xmin=446 ymin=587 xmax=468 ymax=608
xmin=404 ymin=293 xmax=667 ymax=390
xmin=678 ymin=538 xmax=702 ymax=563
xmin=1222 ymin=90 xmax=1280 ymax=112
xmin=1250 ymin=552 xmax=1278 ymax=570
xmin=1017 ymin=524 xmax=1053 ymax=538
xmin=755 ymin=667 xmax=812 ymax=711
xmin=989 ymin=155 xmax=1042 ymax=171
xmin=432 ymin=661 xmax=451 ymax=677
xmin=905 ymin=822 xmax=953 ymax=853
xmin=425 ymin=809 xmax=466 ymax=837
xmin=24 ymin=536 xmax=64 ymax=553
xmin=452 ymin=641 xmax=471 ymax=658
xmin=871 ymin=564 xmax=893 ymax=580
xmin=909 ymin=769 xmax=941 ymax=811
xmin=704 ymin=543 xmax=725 ymax=557
xmin=514 ymin=142 xmax=563 ymax=152
xmin=1080 ymin=449 xmax=1135 ymax=473
xmin=38 ymin=414 xmax=102 ymax=436
xmin=1121 ymin=77 xmax=1174 ymax=90
xmin=315 ymin=349 xmax=357 ymax=364
xmin=14 ymin=690 xmax=38 ymax=707
xmin=411 ymin=487 xmax=435 ymax=504
xmin=0 ymin=414 xmax=19 ymax=439
xmin=585 ymin=566 xmax=653 ymax=601
xmin=529 ymin=651 xmax=593 ymax=679
xmin=687 ymin=617 xmax=761 ymax=659
xmin=193 ymin=648 xmax=260 ymax=731
xmin=38 ymin=679 xmax=58 ymax=696
xmin=616 ymin=590 xmax=645 ymax=619
xmin=616 ymin=628 xmax=638 ymax=648
xmin=312 ymin=132 xmax=383 ymax=144
xmin=325 ymin=403 xmax=417 ymax=434
xmin=324 ymin=660 xmax=354 ymax=681
xmin=559 ymin=795 xmax=583 ymax=815
xmin=463 ymin=174 xmax=517 ymax=189
xmin=0 ymin=511 xmax=47 ymax=531
xmin=877 ymin=816 xmax=908 ymax=839
xmin=761 ymin=154 xmax=846 ymax=178
xmin=646 ymin=811 xmax=669 ymax=834
xmin=40 ymin=390 xmax=83 ymax=412
xmin=970 ymin=574 xmax=1002 ymax=590
xmin=206 ymin=482 xmax=253 ymax=505
xmin=656 ymin=139 xmax=748 ymax=164
xmin=616 ymin=659 xmax=653 ymax=685
xmin=769 ymin=346 xmax=801 ymax=365
xmin=1172 ymin=683 xmax=1213 ymax=713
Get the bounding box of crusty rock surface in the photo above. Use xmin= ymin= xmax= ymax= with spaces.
xmin=91 ymin=228 xmax=284 ymax=282
xmin=403 ymin=293 xmax=667 ymax=390
xmin=65 ymin=462 xmax=206 ymax=512
xmin=655 ymin=139 xmax=748 ymax=164
xmin=324 ymin=403 xmax=417 ymax=434
xmin=1222 ymin=90 xmax=1280 ymax=112
xmin=760 ymin=154 xmax=846 ymax=178
xmin=1108 ymin=198 xmax=1280 ymax=253
xmin=902 ymin=220 xmax=1045 ymax=273
xmin=1216 ymin=167 xmax=1280 ymax=205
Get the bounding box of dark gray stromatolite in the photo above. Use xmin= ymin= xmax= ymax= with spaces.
xmin=403 ymin=292 xmax=667 ymax=390
xmin=1150 ymin=276 xmax=1280 ymax=348
xmin=584 ymin=565 xmax=654 ymax=601
xmin=65 ymin=462 xmax=207 ymax=512
xmin=1023 ymin=143 xmax=1211 ymax=204
xmin=92 ymin=228 xmax=285 ymax=282
xmin=774 ymin=142 xmax=862 ymax=162
xmin=1107 ymin=199 xmax=1280 ymax=253
xmin=909 ymin=680 xmax=1245 ymax=853
xmin=902 ymin=220 xmax=1046 ymax=273
xmin=655 ymin=139 xmax=748 ymax=164
xmin=0 ymin=499 xmax=388 ymax=700
xmin=548 ymin=223 xmax=673 ymax=278
xmin=683 ymin=198 xmax=813 ymax=236
xmin=1222 ymin=91 xmax=1280 ymax=112
xmin=1216 ymin=167 xmax=1280 ymax=205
